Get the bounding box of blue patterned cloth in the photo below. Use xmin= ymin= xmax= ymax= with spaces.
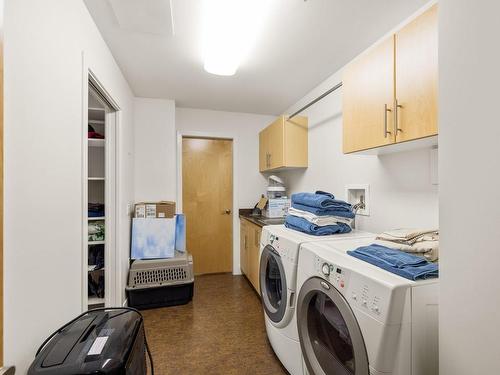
xmin=285 ymin=215 xmax=352 ymax=236
xmin=291 ymin=191 xmax=355 ymax=219
xmin=347 ymin=244 xmax=439 ymax=281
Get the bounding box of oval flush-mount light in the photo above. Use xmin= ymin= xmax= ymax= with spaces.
xmin=202 ymin=0 xmax=270 ymax=76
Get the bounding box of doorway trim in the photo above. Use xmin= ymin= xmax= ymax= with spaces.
xmin=176 ymin=130 xmax=239 ymax=274
xmin=82 ymin=52 xmax=123 ymax=310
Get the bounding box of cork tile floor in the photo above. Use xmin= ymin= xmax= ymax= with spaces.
xmin=142 ymin=273 xmax=289 ymax=375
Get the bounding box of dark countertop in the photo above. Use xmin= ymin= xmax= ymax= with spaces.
xmin=239 ymin=208 xmax=285 ymax=227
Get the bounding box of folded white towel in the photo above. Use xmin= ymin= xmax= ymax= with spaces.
xmin=374 ymin=239 xmax=439 ymax=262
xmin=288 ymin=207 xmax=353 ymax=227
xmin=376 ymin=228 xmax=439 ymax=245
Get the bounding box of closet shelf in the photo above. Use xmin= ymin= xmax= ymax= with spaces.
xmin=88 ymin=265 xmax=105 ymax=272
xmin=88 ymin=240 xmax=105 ymax=245
xmin=88 ymin=119 xmax=105 ymax=125
xmin=88 ymin=177 xmax=105 ymax=181
xmin=88 ymin=296 xmax=105 ymax=306
xmin=88 ymin=107 xmax=105 ymax=112
xmin=88 ymin=138 xmax=105 ymax=147
xmin=88 ymin=108 xmax=105 ymax=122
xmin=88 ymin=217 xmax=105 ymax=221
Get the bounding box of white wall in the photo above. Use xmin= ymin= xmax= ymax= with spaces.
xmin=439 ymin=1 xmax=500 ymax=374
xmin=134 ymin=97 xmax=176 ymax=202
xmin=4 ymin=0 xmax=135 ymax=371
xmin=176 ymin=107 xmax=274 ymax=273
xmin=282 ymin=69 xmax=438 ymax=233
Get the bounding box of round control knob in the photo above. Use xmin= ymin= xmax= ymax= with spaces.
xmin=321 ymin=263 xmax=331 ymax=276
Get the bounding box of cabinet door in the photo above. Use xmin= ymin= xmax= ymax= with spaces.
xmin=249 ymin=224 xmax=262 ymax=294
xmin=343 ymin=36 xmax=395 ymax=153
xmin=259 ymin=127 xmax=269 ymax=172
xmin=284 ymin=115 xmax=308 ymax=168
xmin=395 ymin=5 xmax=438 ymax=142
xmin=267 ymin=117 xmax=285 ymax=170
xmin=239 ymin=220 xmax=248 ymax=275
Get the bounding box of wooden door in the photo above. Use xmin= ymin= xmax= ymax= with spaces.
xmin=343 ymin=36 xmax=395 ymax=153
xmin=182 ymin=137 xmax=233 ymax=274
xmin=267 ymin=116 xmax=284 ymax=169
xmin=395 ymin=4 xmax=438 ymax=142
xmin=239 ymin=220 xmax=249 ymax=275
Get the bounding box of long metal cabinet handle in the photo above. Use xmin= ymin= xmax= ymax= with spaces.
xmin=394 ymin=99 xmax=402 ymax=135
xmin=384 ymin=104 xmax=392 ymax=138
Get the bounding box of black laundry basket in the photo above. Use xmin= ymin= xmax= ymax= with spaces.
xmin=28 ymin=308 xmax=147 ymax=375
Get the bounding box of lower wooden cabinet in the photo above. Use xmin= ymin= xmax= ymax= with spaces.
xmin=240 ymin=218 xmax=262 ymax=294
xmin=239 ymin=220 xmax=249 ymax=275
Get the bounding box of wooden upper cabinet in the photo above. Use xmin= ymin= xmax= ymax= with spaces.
xmin=343 ymin=5 xmax=438 ymax=153
xmin=395 ymin=4 xmax=438 ymax=142
xmin=259 ymin=127 xmax=268 ymax=172
xmin=343 ymin=36 xmax=395 ymax=153
xmin=259 ymin=115 xmax=308 ymax=172
xmin=267 ymin=117 xmax=285 ymax=170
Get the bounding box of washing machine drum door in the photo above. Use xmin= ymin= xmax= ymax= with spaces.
xmin=260 ymin=245 xmax=287 ymax=323
xmin=297 ymin=277 xmax=369 ymax=375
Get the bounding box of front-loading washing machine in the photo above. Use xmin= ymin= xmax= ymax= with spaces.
xmin=259 ymin=225 xmax=375 ymax=375
xmin=296 ymin=238 xmax=439 ymax=375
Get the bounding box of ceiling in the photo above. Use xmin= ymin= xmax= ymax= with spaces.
xmin=84 ymin=0 xmax=429 ymax=115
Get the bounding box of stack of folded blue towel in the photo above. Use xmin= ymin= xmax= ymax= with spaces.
xmin=284 ymin=191 xmax=355 ymax=236
xmin=347 ymin=244 xmax=439 ymax=280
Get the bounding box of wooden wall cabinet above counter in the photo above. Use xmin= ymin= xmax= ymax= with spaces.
xmin=343 ymin=4 xmax=438 ymax=154
xmin=259 ymin=115 xmax=308 ymax=172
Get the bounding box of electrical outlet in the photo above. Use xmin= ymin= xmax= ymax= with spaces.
xmin=345 ymin=184 xmax=370 ymax=216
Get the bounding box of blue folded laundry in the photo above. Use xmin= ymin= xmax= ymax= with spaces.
xmin=347 ymin=244 xmax=438 ymax=281
xmin=291 ymin=191 xmax=355 ymax=219
xmin=285 ymin=215 xmax=351 ymax=236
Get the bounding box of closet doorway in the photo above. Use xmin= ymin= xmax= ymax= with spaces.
xmin=84 ymin=75 xmax=119 ymax=310
xmin=182 ymin=137 xmax=233 ymax=275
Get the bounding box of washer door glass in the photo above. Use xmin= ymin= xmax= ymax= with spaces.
xmin=298 ymin=277 xmax=369 ymax=375
xmin=259 ymin=245 xmax=287 ymax=323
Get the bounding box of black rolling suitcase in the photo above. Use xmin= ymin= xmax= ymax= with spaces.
xmin=28 ymin=308 xmax=151 ymax=375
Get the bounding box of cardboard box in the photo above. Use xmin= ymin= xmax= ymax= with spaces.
xmin=134 ymin=201 xmax=176 ymax=218
xmin=263 ymin=198 xmax=290 ymax=218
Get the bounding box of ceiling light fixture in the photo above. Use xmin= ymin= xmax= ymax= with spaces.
xmin=202 ymin=0 xmax=269 ymax=76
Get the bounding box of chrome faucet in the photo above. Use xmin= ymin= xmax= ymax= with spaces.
xmin=351 ymin=196 xmax=366 ymax=230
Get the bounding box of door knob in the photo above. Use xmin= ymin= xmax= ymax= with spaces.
xmin=224 ymin=209 xmax=232 ymax=215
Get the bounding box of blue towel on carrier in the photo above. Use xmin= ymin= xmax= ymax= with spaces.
xmin=285 ymin=215 xmax=352 ymax=236
xmin=291 ymin=191 xmax=355 ymax=219
xmin=347 ymin=244 xmax=439 ymax=281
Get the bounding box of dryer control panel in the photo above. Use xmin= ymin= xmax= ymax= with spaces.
xmin=268 ymin=234 xmax=298 ymax=264
xmin=313 ymin=255 xmax=399 ymax=323
xmin=314 ymin=256 xmax=351 ymax=293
